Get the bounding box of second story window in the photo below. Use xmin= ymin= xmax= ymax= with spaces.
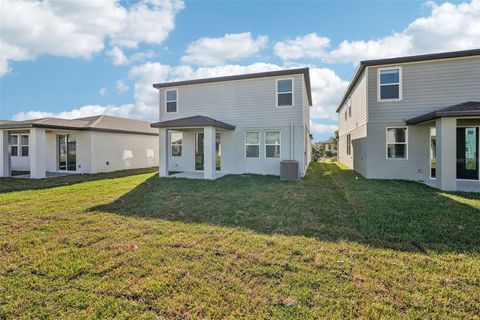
xmin=378 ymin=67 xmax=401 ymax=101
xmin=348 ymin=99 xmax=352 ymax=117
xmin=277 ymin=79 xmax=293 ymax=107
xmin=165 ymin=89 xmax=178 ymax=113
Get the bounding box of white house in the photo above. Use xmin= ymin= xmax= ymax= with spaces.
xmin=0 ymin=115 xmax=159 ymax=178
xmin=150 ymin=68 xmax=313 ymax=179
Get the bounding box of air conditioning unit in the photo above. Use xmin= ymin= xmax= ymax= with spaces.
xmin=280 ymin=160 xmax=299 ymax=181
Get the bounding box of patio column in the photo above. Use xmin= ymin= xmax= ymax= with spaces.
xmin=436 ymin=117 xmax=456 ymax=191
xmin=0 ymin=130 xmax=10 ymax=177
xmin=159 ymin=128 xmax=169 ymax=177
xmin=30 ymin=128 xmax=46 ymax=179
xmin=204 ymin=126 xmax=216 ymax=180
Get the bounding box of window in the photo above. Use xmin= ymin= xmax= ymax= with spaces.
xmin=348 ymin=99 xmax=352 ymax=117
xmin=277 ymin=79 xmax=293 ymax=107
xmin=346 ymin=134 xmax=351 ymax=156
xmin=20 ymin=135 xmax=29 ymax=157
xmin=265 ymin=130 xmax=280 ymax=158
xmin=10 ymin=134 xmax=18 ymax=157
xmin=165 ymin=89 xmax=178 ymax=113
xmin=170 ymin=132 xmax=183 ymax=157
xmin=344 ymin=110 xmax=347 ymax=121
xmin=245 ymin=131 xmax=260 ymax=158
xmin=430 ymin=127 xmax=436 ymax=178
xmin=378 ymin=67 xmax=401 ymax=101
xmin=386 ymin=127 xmax=407 ymax=159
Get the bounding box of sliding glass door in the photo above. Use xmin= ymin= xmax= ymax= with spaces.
xmin=58 ymin=134 xmax=76 ymax=171
xmin=457 ymin=127 xmax=478 ymax=180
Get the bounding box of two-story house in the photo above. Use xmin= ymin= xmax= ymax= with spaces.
xmin=337 ymin=49 xmax=480 ymax=192
xmin=150 ymin=68 xmax=312 ymax=179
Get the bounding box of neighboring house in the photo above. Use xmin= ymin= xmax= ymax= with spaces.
xmin=337 ymin=49 xmax=480 ymax=192
xmin=150 ymin=68 xmax=313 ymax=179
xmin=0 ymin=115 xmax=159 ymax=178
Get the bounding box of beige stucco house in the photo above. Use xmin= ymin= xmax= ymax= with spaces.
xmin=0 ymin=115 xmax=158 ymax=178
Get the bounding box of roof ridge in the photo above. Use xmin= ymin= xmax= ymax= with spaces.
xmin=86 ymin=114 xmax=105 ymax=128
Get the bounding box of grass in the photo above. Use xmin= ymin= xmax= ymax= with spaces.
xmin=0 ymin=162 xmax=479 ymax=319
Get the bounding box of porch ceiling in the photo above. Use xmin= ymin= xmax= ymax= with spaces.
xmin=150 ymin=115 xmax=235 ymax=130
xmin=406 ymin=101 xmax=480 ymax=125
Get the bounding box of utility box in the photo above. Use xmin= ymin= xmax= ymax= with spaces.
xmin=280 ymin=160 xmax=299 ymax=181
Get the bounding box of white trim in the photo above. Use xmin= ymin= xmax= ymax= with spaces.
xmin=245 ymin=131 xmax=260 ymax=158
xmin=264 ymin=130 xmax=281 ymax=159
xmin=386 ymin=126 xmax=408 ymax=160
xmin=9 ymin=133 xmax=19 ymax=157
xmin=170 ymin=131 xmax=183 ymax=157
xmin=165 ymin=88 xmax=178 ymax=114
xmin=20 ymin=134 xmax=29 ymax=157
xmin=276 ymin=78 xmax=294 ymax=108
xmin=377 ymin=66 xmax=403 ymax=102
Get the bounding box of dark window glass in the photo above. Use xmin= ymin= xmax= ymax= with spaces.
xmin=380 ymin=84 xmax=399 ymax=100
xmin=171 ymin=146 xmax=182 ymax=156
xmin=20 ymin=135 xmax=29 ymax=145
xmin=277 ymin=79 xmax=292 ymax=93
xmin=11 ymin=146 xmax=18 ymax=157
xmin=21 ymin=146 xmax=29 ymax=157
xmin=278 ymin=93 xmax=292 ymax=106
xmin=266 ymin=145 xmax=280 ymax=158
xmin=387 ymin=144 xmax=406 ymax=159
xmin=10 ymin=135 xmax=18 ymax=145
xmin=166 ymin=90 xmax=177 ymax=101
xmin=166 ymin=101 xmax=177 ymax=113
xmin=380 ymin=69 xmax=399 ymax=84
xmin=246 ymin=145 xmax=259 ymax=158
xmin=67 ymin=135 xmax=76 ymax=171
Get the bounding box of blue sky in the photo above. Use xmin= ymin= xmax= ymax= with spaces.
xmin=0 ymin=0 xmax=478 ymax=141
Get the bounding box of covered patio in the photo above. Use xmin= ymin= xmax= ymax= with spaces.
xmin=407 ymin=101 xmax=480 ymax=192
xmin=151 ymin=115 xmax=235 ymax=180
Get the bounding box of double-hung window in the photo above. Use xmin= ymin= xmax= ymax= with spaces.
xmin=348 ymin=99 xmax=352 ymax=117
xmin=20 ymin=135 xmax=29 ymax=157
xmin=10 ymin=134 xmax=18 ymax=157
xmin=378 ymin=67 xmax=401 ymax=101
xmin=277 ymin=79 xmax=293 ymax=107
xmin=346 ymin=134 xmax=351 ymax=156
xmin=265 ymin=130 xmax=280 ymax=158
xmin=245 ymin=132 xmax=260 ymax=158
xmin=165 ymin=89 xmax=178 ymax=113
xmin=386 ymin=127 xmax=407 ymax=159
xmin=170 ymin=132 xmax=182 ymax=157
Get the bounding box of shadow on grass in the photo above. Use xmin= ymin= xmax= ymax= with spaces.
xmin=0 ymin=167 xmax=158 ymax=194
xmin=91 ymin=162 xmax=480 ymax=254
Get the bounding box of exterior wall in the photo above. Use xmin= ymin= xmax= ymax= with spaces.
xmin=44 ymin=130 xmax=92 ymax=174
xmin=338 ymin=70 xmax=368 ymax=176
xmin=367 ymin=56 xmax=480 ymax=123
xmin=168 ymin=125 xmax=306 ymax=176
xmin=159 ymin=73 xmax=310 ymax=177
xmin=90 ymin=131 xmax=158 ymax=173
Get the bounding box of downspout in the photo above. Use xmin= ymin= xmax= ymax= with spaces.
xmin=290 ymin=120 xmax=294 ymax=160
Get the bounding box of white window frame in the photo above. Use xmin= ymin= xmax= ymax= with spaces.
xmin=165 ymin=88 xmax=178 ymax=113
xmin=10 ymin=134 xmax=19 ymax=157
xmin=170 ymin=131 xmax=183 ymax=157
xmin=264 ymin=130 xmax=281 ymax=159
xmin=377 ymin=66 xmax=402 ymax=102
xmin=20 ymin=134 xmax=29 ymax=157
xmin=346 ymin=134 xmax=351 ymax=156
xmin=386 ymin=126 xmax=408 ymax=160
xmin=245 ymin=131 xmax=260 ymax=158
xmin=276 ymin=78 xmax=294 ymax=108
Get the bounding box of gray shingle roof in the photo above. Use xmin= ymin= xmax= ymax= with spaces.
xmin=0 ymin=115 xmax=158 ymax=135
xmin=151 ymin=115 xmax=235 ymax=130
xmin=406 ymin=101 xmax=480 ymax=125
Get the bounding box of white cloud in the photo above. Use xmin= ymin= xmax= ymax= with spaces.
xmin=311 ymin=124 xmax=338 ymax=134
xmin=274 ymin=0 xmax=480 ymax=64
xmin=309 ymin=68 xmax=349 ymax=120
xmin=181 ymin=32 xmax=268 ymax=66
xmin=107 ymin=47 xmax=129 ymax=66
xmin=116 ymin=80 xmax=130 ymax=93
xmin=99 ymin=87 xmax=108 ymax=96
xmin=274 ymin=33 xmax=330 ymax=60
xmin=0 ymin=0 xmax=184 ymax=76
xmin=12 ymin=104 xmax=134 ymax=121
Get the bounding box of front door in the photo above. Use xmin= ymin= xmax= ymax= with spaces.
xmin=457 ymin=127 xmax=478 ymax=180
xmin=194 ymin=132 xmax=221 ymax=171
xmin=58 ymin=134 xmax=76 ymax=171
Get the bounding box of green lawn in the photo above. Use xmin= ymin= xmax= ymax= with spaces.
xmin=0 ymin=162 xmax=479 ymax=319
